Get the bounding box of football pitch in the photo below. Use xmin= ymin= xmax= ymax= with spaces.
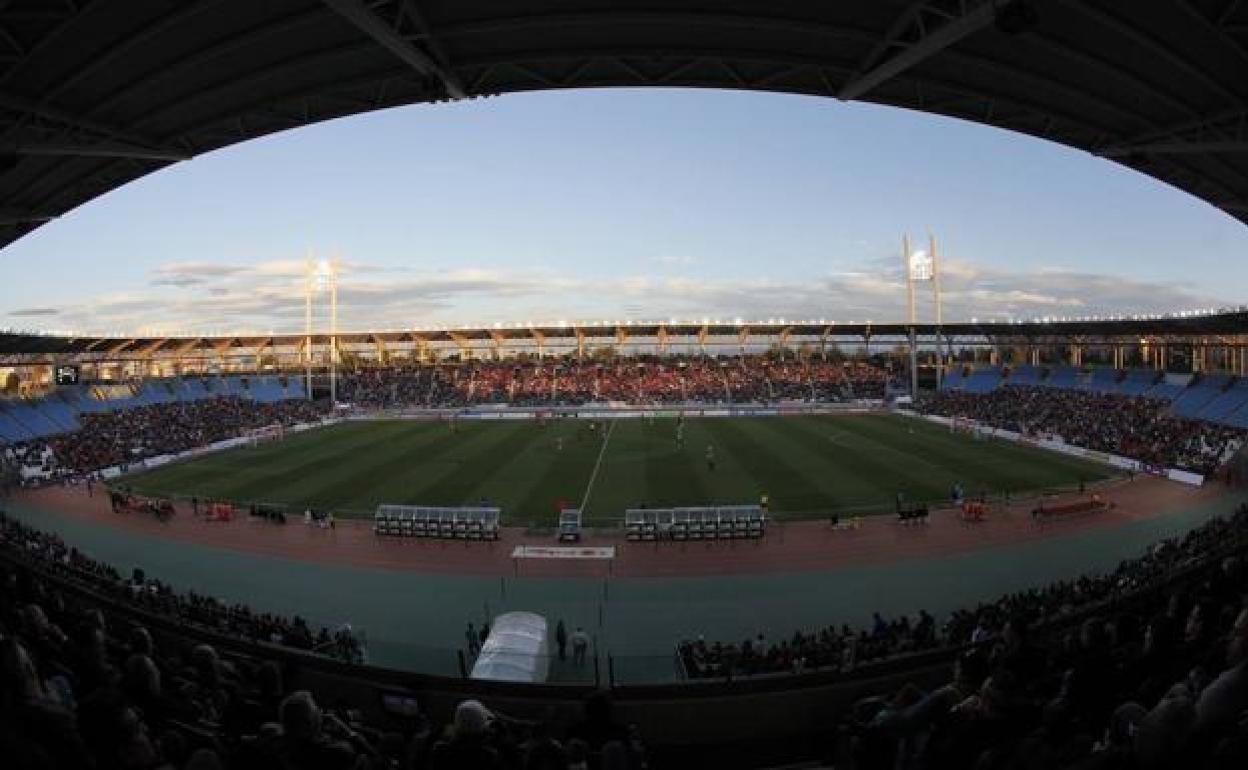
xmin=121 ymin=414 xmax=1114 ymax=526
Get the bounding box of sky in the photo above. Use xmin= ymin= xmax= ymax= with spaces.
xmin=1 ymin=87 xmax=1246 ymax=336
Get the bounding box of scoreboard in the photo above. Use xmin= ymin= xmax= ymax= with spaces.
xmin=55 ymin=364 xmax=80 ymax=386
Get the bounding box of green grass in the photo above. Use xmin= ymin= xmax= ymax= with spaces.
xmin=120 ymin=415 xmax=1114 ymax=526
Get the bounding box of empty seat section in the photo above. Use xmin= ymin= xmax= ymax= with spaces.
xmin=1082 ymin=368 xmax=1121 ymax=393
xmin=35 ymin=398 xmax=79 ymax=432
xmin=249 ymin=377 xmax=287 ymax=402
xmin=181 ymin=378 xmax=211 ymax=401
xmin=1006 ymin=365 xmax=1041 ymax=386
xmin=0 ymin=404 xmax=35 ymax=441
xmin=1196 ymin=379 xmax=1248 ymax=424
xmin=960 ymin=367 xmax=1003 ymax=393
xmin=1171 ymin=374 xmax=1231 ymax=418
xmin=940 ymin=367 xmax=966 ymax=390
xmin=1146 ymin=382 xmax=1185 ymax=401
xmin=1044 ymin=366 xmax=1080 ymax=389
xmin=1118 ymin=369 xmax=1160 ymax=396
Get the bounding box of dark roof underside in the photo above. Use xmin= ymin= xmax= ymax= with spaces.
xmin=0 ymin=0 xmax=1246 ymax=248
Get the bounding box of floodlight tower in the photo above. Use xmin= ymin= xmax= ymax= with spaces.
xmin=304 ymin=254 xmax=340 ymax=403
xmin=901 ymin=234 xmax=943 ymax=397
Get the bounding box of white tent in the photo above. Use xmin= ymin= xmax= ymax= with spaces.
xmin=469 ymin=611 xmax=550 ymax=684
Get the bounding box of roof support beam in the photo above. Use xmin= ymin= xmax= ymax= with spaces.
xmin=0 ymin=208 xmax=56 ymax=225
xmin=839 ymin=0 xmax=1000 ymax=101
xmin=0 ymin=91 xmax=176 ymax=152
xmin=1098 ymin=140 xmax=1248 ymax=157
xmin=7 ymin=141 xmax=192 ymax=161
xmin=320 ymin=0 xmax=467 ymax=99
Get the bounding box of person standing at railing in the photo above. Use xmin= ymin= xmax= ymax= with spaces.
xmin=572 ymin=627 xmax=589 ymax=667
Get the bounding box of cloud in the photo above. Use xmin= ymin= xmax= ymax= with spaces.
xmin=650 ymin=254 xmax=699 ymax=266
xmin=8 ymin=307 xmax=59 ymax=317
xmin=10 ymin=254 xmax=1235 ymax=335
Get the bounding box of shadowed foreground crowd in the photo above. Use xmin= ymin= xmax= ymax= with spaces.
xmin=683 ymin=503 xmax=1248 ymax=769
xmin=1 ymin=511 xmax=645 ymax=770
xmin=338 ymin=357 xmax=892 ymax=408
xmin=922 ymin=386 xmax=1246 ymax=476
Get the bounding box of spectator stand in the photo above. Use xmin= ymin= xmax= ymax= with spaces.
xmin=624 ymin=504 xmax=765 ymax=541
xmin=373 ymin=503 xmax=501 ymax=540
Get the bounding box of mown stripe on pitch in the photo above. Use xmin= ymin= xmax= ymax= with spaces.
xmin=304 ymin=421 xmax=482 ymax=511
xmin=700 ymin=417 xmax=814 ymax=512
xmin=833 ymin=415 xmax=1098 ymax=493
xmin=823 ymin=415 xmax=1032 ymax=492
xmin=511 ymin=421 xmax=601 ymax=524
xmin=415 ymin=421 xmax=551 ymax=506
xmin=210 ymin=421 xmax=428 ymax=506
xmin=126 ymin=421 xmax=413 ymax=501
xmin=751 ymin=416 xmax=911 ymax=509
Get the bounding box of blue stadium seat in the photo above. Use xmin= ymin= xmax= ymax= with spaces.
xmin=1006 ymin=364 xmax=1041 ymax=386
xmin=1118 ymin=368 xmax=1161 ymax=396
xmin=1081 ymin=367 xmax=1121 ymax=393
xmin=1044 ymin=366 xmax=1080 ymax=390
xmin=1171 ymin=373 xmax=1231 ymax=418
xmin=939 ymin=366 xmax=967 ymax=390
xmin=1195 ymin=379 xmax=1248 ymax=425
xmin=960 ymin=367 xmax=1003 ymax=393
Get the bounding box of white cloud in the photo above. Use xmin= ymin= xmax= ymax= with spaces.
xmin=9 ymin=254 xmax=1233 ymax=335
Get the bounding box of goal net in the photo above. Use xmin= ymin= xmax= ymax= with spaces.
xmin=243 ymin=424 xmax=285 ymax=446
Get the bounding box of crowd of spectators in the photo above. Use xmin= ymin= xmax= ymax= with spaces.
xmin=0 ymin=512 xmax=362 ymax=663
xmin=681 ymin=503 xmax=1248 ymax=767
xmin=0 ymin=510 xmax=646 ymax=769
xmin=5 ymin=397 xmax=326 ymax=482
xmin=338 ymin=357 xmax=893 ymax=409
xmin=921 ymin=385 xmax=1246 ymax=475
xmin=681 ymin=502 xmax=1248 ymax=680
xmin=4 ymin=498 xmax=1248 ymax=768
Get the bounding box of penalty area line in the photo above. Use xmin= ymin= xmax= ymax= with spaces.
xmin=578 ymin=420 xmax=616 ymax=515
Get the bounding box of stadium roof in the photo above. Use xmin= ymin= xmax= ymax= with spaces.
xmin=2 ymin=311 xmax=1246 ymax=358
xmin=2 ymin=0 xmax=1248 ymax=249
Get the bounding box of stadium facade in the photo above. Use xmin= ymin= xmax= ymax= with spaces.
xmin=3 ymin=311 xmax=1248 ymax=391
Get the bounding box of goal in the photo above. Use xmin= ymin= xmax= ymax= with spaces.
xmin=243 ymin=424 xmax=285 ymax=447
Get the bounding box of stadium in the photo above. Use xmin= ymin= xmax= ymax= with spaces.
xmin=3 ymin=2 xmax=1248 ymax=769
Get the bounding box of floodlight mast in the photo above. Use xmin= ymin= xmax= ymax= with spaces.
xmin=303 ymin=254 xmax=340 ymax=404
xmin=305 ymin=252 xmax=313 ymax=400
xmin=902 ymin=233 xmax=944 ymax=398
xmin=903 ymin=234 xmax=918 ymax=399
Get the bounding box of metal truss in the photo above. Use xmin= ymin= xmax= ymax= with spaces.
xmin=321 ymin=0 xmax=466 ymax=99
xmin=838 ymin=0 xmax=1001 ymax=101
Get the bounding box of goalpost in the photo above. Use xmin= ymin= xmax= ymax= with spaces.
xmin=244 ymin=424 xmax=286 ymax=447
